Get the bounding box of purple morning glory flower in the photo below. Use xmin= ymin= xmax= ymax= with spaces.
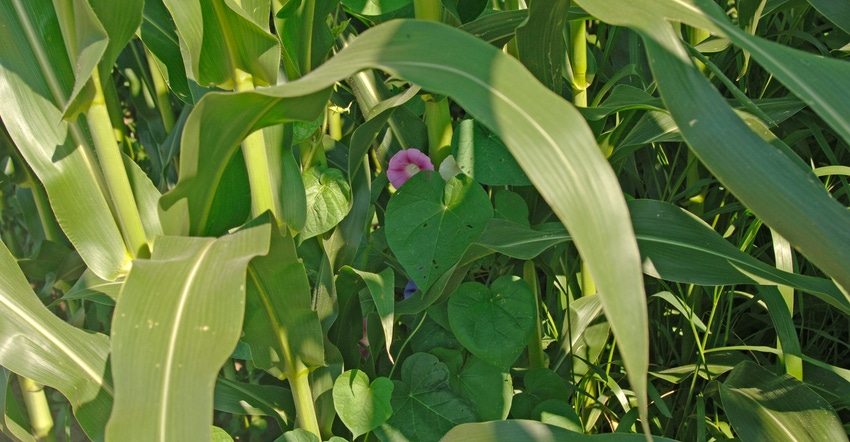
xmin=387 ymin=148 xmax=434 ymax=189
xmin=404 ymin=279 xmax=418 ymax=299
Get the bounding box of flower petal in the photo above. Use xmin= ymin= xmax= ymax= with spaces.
xmin=388 ymin=148 xmax=434 ymax=188
xmin=404 ymin=279 xmax=418 ymax=299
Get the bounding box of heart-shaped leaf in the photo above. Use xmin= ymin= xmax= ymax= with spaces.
xmin=448 ymin=276 xmax=536 ymax=370
xmin=493 ymin=190 xmax=530 ymax=226
xmin=301 ymin=167 xmax=351 ymax=240
xmin=449 ymin=354 xmax=513 ymax=421
xmin=510 ymin=368 xmax=572 ymax=419
xmin=333 ymin=370 xmax=393 ymax=438
xmin=374 ymin=353 xmax=476 ymax=441
xmin=385 ymin=172 xmax=492 ymax=293
xmin=452 ymin=119 xmax=531 ymax=186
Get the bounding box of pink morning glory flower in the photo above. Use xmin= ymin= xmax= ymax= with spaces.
xmin=387 ymin=148 xmax=434 ymax=189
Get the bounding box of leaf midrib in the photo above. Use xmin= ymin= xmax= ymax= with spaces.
xmin=160 ymin=239 xmax=216 ymax=440
xmin=0 ymin=288 xmax=112 ymax=395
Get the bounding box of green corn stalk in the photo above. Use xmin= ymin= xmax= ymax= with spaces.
xmin=415 ymin=0 xmax=453 ymax=168
xmin=87 ymin=68 xmax=150 ymax=259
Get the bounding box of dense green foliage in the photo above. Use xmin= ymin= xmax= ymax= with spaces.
xmin=1 ymin=0 xmax=849 ymax=441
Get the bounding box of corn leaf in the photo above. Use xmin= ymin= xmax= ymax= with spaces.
xmin=0 ymin=241 xmax=112 ymax=440
xmin=576 ymin=0 xmax=850 ymax=294
xmin=106 ymin=220 xmax=270 ymax=441
xmin=0 ymin=0 xmax=129 ymax=280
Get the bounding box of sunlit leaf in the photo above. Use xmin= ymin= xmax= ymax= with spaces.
xmin=0 ymin=0 xmax=129 ymax=280
xmin=159 ymin=90 xmax=328 ymax=236
xmin=162 ymin=0 xmax=279 ymax=88
xmin=106 ymin=220 xmax=270 ymax=440
xmin=0 ymin=240 xmax=112 ymax=440
xmin=333 ymin=370 xmax=393 ymax=438
xmin=301 ymin=167 xmax=352 ymax=240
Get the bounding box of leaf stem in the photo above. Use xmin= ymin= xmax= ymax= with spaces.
xmin=289 ymin=358 xmax=321 ymax=436
xmin=30 ymin=180 xmax=65 ymax=244
xmin=524 ymin=261 xmax=545 ymax=369
xmin=17 ymin=376 xmax=57 ymax=442
xmin=235 ymin=71 xmax=282 ymax=219
xmin=569 ymin=19 xmax=587 ymax=107
xmin=413 ymin=0 xmax=442 ymax=22
xmin=413 ymin=2 xmax=453 ymax=168
xmin=86 ymin=68 xmax=149 ymax=259
xmin=423 ymin=95 xmax=453 ymax=167
xmin=300 ymin=0 xmax=316 ymax=75
xmin=328 ymin=105 xmax=343 ymax=141
xmin=503 ymin=0 xmax=520 ymax=57
xmin=145 ymin=47 xmax=175 ymax=133
xmin=388 ymin=311 xmax=428 ymax=379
